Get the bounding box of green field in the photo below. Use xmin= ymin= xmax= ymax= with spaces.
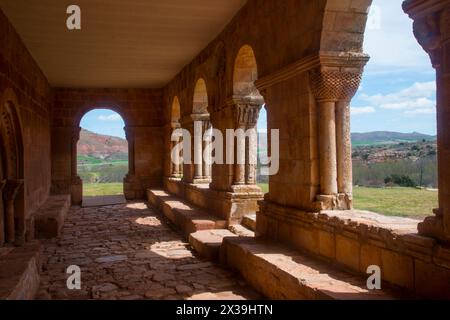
xmin=258 ymin=184 xmax=437 ymax=218
xmin=83 ymin=183 xmax=123 ymax=196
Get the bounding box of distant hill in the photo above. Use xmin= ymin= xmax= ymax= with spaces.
xmin=351 ymin=131 xmax=436 ymax=146
xmin=77 ymin=129 xmax=128 ymax=163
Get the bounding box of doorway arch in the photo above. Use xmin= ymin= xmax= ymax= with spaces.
xmin=76 ymin=109 xmax=128 ymax=205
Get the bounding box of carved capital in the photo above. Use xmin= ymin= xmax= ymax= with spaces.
xmin=403 ymin=0 xmax=450 ymax=69
xmin=3 ymin=179 xmax=23 ymax=202
xmin=0 ymin=179 xmax=6 ymax=191
xmin=310 ymin=68 xmax=363 ymax=102
xmin=413 ymin=13 xmax=442 ymax=67
xmin=233 ymin=102 xmax=262 ymax=128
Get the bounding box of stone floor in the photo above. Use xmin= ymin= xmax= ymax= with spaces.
xmin=82 ymin=195 xmax=126 ymax=208
xmin=37 ymin=202 xmax=260 ymax=300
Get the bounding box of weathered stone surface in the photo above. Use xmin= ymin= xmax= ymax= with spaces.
xmin=0 ymin=241 xmax=43 ymax=300
xmin=38 ymin=202 xmax=259 ymax=300
xmin=221 ymin=237 xmax=407 ymax=300
xmin=189 ymin=229 xmax=237 ymax=260
xmin=35 ymin=195 xmax=71 ymax=239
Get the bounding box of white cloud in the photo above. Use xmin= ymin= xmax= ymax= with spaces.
xmin=359 ymin=81 xmax=436 ymax=115
xmin=98 ymin=114 xmax=121 ymax=121
xmin=364 ymin=1 xmax=432 ymax=71
xmin=404 ymin=108 xmax=435 ymax=115
xmin=351 ymin=106 xmax=376 ymax=115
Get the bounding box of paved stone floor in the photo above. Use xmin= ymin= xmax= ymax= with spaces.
xmin=38 ymin=202 xmax=260 ymax=300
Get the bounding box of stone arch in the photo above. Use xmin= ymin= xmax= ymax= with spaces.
xmin=75 ymin=108 xmax=129 ymax=202
xmin=171 ymin=96 xmax=181 ymax=123
xmin=0 ymin=88 xmax=25 ymax=246
xmin=192 ymin=78 xmax=209 ymax=114
xmin=75 ymin=104 xmax=128 ymax=128
xmin=320 ymin=0 xmax=373 ymax=53
xmin=233 ymin=45 xmax=262 ymax=100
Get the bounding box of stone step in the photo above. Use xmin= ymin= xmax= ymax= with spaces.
xmin=35 ymin=195 xmax=71 ymax=239
xmin=189 ymin=229 xmax=237 ymax=260
xmin=0 ymin=241 xmax=43 ymax=300
xmin=229 ymin=224 xmax=255 ymax=237
xmin=241 ymin=214 xmax=256 ymax=231
xmin=147 ymin=189 xmax=227 ymax=237
xmin=221 ymin=237 xmax=408 ymax=300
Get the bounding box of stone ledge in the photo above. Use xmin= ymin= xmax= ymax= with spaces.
xmin=189 ymin=229 xmax=237 ymax=260
xmin=0 ymin=241 xmax=43 ymax=300
xmin=258 ymin=200 xmax=450 ymax=298
xmin=242 ymin=214 xmax=256 ymax=231
xmin=147 ymin=189 xmax=226 ymax=237
xmin=34 ymin=194 xmax=71 ymax=239
xmin=221 ymin=237 xmax=407 ymax=300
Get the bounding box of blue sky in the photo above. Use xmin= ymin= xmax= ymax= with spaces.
xmin=81 ymin=0 xmax=436 ymax=139
xmin=80 ymin=109 xmax=126 ymax=138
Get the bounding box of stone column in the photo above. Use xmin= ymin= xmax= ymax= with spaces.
xmin=0 ymin=179 xmax=6 ymax=246
xmin=71 ymin=127 xmax=82 ymax=205
xmin=310 ymin=61 xmax=366 ymax=209
xmin=336 ymin=100 xmax=353 ymax=196
xmin=125 ymin=126 xmax=135 ymax=176
xmin=202 ymin=120 xmax=212 ymax=180
xmin=170 ymin=122 xmax=182 ymax=178
xmin=232 ymin=101 xmax=262 ymax=188
xmin=193 ymin=120 xmax=203 ymax=180
xmin=404 ymin=0 xmax=450 ymax=242
xmin=318 ymin=100 xmax=338 ymax=195
xmin=3 ymin=179 xmax=23 ymax=244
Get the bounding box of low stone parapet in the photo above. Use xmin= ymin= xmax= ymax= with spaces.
xmin=0 ymin=241 xmax=43 ymax=300
xmin=34 ymin=195 xmax=71 ymax=239
xmin=221 ymin=237 xmax=407 ymax=300
xmin=257 ymin=200 xmax=450 ymax=299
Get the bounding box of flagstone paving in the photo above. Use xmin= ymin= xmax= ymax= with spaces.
xmin=37 ymin=202 xmax=260 ymax=300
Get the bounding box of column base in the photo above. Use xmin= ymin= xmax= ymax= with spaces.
xmin=192 ymin=177 xmax=212 ymax=185
xmin=418 ymin=209 xmax=450 ymax=243
xmin=123 ymin=174 xmax=140 ymax=200
xmin=316 ymin=193 xmax=352 ymax=210
xmin=70 ymin=176 xmax=82 ymax=206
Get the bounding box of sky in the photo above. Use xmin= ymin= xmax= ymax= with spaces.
xmin=81 ymin=0 xmax=436 ymax=139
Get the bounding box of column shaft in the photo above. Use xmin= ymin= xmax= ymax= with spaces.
xmin=319 ymin=101 xmax=338 ymax=195
xmin=336 ymin=100 xmax=353 ymax=194
xmin=194 ymin=121 xmax=203 ymax=179
xmin=234 ymin=127 xmax=246 ymax=185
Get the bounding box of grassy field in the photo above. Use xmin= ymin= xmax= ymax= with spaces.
xmin=83 ymin=183 xmax=123 ymax=196
xmin=258 ymin=184 xmax=437 ymax=218
xmin=352 ymin=186 xmax=437 ymax=218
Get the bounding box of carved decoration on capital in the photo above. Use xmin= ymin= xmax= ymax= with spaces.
xmin=309 ymin=68 xmax=363 ymax=102
xmin=234 ymin=102 xmax=262 ymax=128
xmin=412 ymin=12 xmax=442 ymax=68
xmin=0 ymin=180 xmax=6 ymax=192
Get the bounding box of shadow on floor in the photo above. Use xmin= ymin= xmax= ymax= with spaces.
xmin=82 ymin=195 xmax=126 ymax=208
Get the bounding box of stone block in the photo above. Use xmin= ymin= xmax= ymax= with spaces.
xmin=336 ymin=235 xmax=360 ymax=271
xmin=381 ymin=249 xmax=414 ymax=290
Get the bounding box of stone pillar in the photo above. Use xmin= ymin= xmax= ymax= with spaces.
xmin=404 ymin=0 xmax=450 ymax=242
xmin=232 ymin=100 xmax=262 ymax=189
xmin=170 ymin=122 xmax=182 ymax=178
xmin=194 ymin=120 xmax=203 ymax=180
xmin=202 ymin=120 xmax=212 ymax=180
xmin=0 ymin=179 xmax=6 ymax=246
xmin=336 ymin=100 xmax=353 ymax=197
xmin=71 ymin=127 xmax=82 ymax=205
xmin=3 ymin=179 xmax=23 ymax=244
xmin=123 ymin=126 xmax=138 ymax=200
xmin=310 ymin=60 xmax=366 ymax=210
xmin=318 ymin=100 xmax=338 ymax=195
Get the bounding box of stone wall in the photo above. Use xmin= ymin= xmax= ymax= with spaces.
xmin=51 ymin=88 xmax=165 ymax=202
xmin=0 ymin=9 xmax=52 ymax=237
